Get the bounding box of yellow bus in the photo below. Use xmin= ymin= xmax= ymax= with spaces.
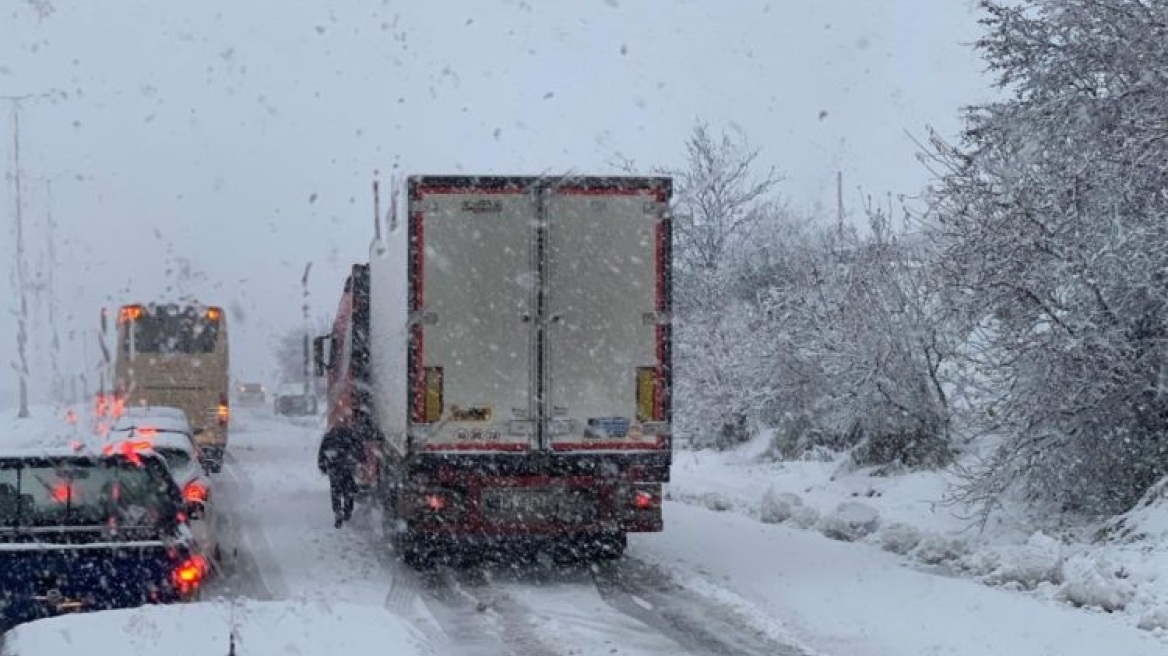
xmin=112 ymin=302 xmax=231 ymax=472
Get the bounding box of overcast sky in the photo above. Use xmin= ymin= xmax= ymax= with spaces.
xmin=0 ymin=0 xmax=990 ymax=409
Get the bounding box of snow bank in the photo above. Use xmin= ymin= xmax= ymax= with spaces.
xmin=669 ymin=438 xmax=1168 ymax=637
xmin=2 ymin=600 xmax=430 ymax=656
xmin=1057 ymin=555 xmax=1134 ymax=612
xmin=759 ymin=487 xmax=804 ymax=524
xmin=877 ymin=522 xmax=922 ymax=555
xmin=819 ymin=501 xmax=880 ymax=542
xmin=973 ymin=532 xmax=1064 ymax=590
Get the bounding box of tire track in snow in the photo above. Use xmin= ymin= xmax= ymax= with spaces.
xmin=208 ymin=450 xmax=289 ymax=600
xmin=358 ymin=507 xmax=551 ymax=656
xmin=592 ymin=556 xmax=815 ymax=656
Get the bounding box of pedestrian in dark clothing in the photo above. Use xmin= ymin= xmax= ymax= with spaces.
xmin=318 ymin=419 xmax=363 ymax=528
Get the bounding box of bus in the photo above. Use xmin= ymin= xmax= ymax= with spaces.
xmin=111 ymin=302 xmax=231 ymax=472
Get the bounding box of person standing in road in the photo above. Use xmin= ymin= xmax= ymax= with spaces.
xmin=317 ymin=417 xmax=362 ymax=528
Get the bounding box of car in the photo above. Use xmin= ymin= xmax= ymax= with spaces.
xmin=236 ymin=382 xmax=267 ymax=406
xmin=105 ymin=430 xmax=222 ymax=565
xmin=109 ymin=406 xmax=218 ymax=474
xmin=0 ymin=447 xmax=207 ymax=632
xmin=273 ymin=382 xmax=318 ymax=416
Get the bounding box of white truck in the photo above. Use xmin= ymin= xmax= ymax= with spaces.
xmin=315 ymin=175 xmax=673 ymax=564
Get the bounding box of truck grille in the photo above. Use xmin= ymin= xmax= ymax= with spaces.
xmin=479 ymin=487 xmax=598 ymax=525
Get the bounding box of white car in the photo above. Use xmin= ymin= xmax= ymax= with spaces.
xmin=273 ymin=382 xmax=318 ymax=416
xmin=106 ymin=413 xmax=224 ymax=565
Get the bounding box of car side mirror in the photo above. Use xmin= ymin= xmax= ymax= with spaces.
xmin=313 ymin=335 xmax=332 ymax=376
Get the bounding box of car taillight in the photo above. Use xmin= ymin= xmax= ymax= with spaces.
xmin=183 ymin=482 xmax=209 ymax=503
xmin=632 ymin=489 xmax=657 ymax=510
xmin=424 ymin=493 xmax=447 ymax=511
xmin=217 ymin=394 xmax=230 ymax=426
xmin=173 ymin=555 xmax=206 ymax=590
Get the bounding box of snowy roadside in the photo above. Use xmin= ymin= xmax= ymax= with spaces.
xmin=1 ymin=598 xmax=431 ymax=656
xmin=665 ymin=433 xmax=1168 ymax=637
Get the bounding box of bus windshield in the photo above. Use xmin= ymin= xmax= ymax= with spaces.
xmin=124 ymin=305 xmax=220 ymax=354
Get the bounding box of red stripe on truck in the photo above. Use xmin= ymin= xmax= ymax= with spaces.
xmin=551 ymin=437 xmax=666 ymax=451
xmin=422 ymin=442 xmax=529 ymax=452
xmin=414 ymin=186 xmax=523 ymax=196
xmin=410 ymin=209 xmax=426 ymax=423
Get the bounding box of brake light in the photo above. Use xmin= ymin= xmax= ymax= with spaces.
xmin=632 ymin=489 xmax=656 ymax=510
xmin=173 ymin=555 xmax=206 ymax=589
xmin=424 ymin=494 xmax=447 ymax=511
xmin=101 ymin=440 xmax=143 ymax=465
xmin=183 ymin=482 xmax=209 ymax=503
xmin=118 ymin=305 xmax=144 ymax=324
xmin=217 ymin=394 xmax=229 ymax=426
xmin=50 ymin=482 xmax=72 ymax=504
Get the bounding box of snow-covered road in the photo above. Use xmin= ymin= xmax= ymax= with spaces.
xmin=209 ymin=408 xmax=810 ymax=656
xmin=5 ymin=405 xmax=1166 ymax=655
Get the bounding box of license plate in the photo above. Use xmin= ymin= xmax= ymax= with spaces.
xmin=480 ymin=488 xmax=597 ymax=525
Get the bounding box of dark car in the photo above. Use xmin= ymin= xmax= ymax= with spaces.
xmin=0 ymin=447 xmax=207 ymax=633
xmin=236 ymin=382 xmax=267 ymax=406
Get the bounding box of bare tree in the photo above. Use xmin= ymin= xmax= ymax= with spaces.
xmin=670 ymin=121 xmax=783 ymax=278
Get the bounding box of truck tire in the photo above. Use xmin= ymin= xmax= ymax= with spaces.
xmin=392 ymin=529 xmax=433 ymax=569
xmin=595 ymin=532 xmax=627 ymax=560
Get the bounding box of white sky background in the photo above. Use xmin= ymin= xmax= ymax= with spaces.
xmin=0 ymin=0 xmax=990 ymax=408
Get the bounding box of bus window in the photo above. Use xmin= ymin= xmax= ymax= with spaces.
xmin=123 ymin=305 xmax=220 ymax=354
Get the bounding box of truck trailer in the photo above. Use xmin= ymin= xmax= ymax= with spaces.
xmin=315 ymin=175 xmax=672 ymax=564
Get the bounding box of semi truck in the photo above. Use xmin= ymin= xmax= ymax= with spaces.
xmin=314 ymin=175 xmax=673 ymax=564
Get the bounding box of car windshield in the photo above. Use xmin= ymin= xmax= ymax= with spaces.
xmin=0 ymin=457 xmax=177 ymax=529
xmin=154 ymin=447 xmax=192 ymax=474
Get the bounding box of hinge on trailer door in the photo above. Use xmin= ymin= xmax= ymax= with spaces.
xmin=409 ymin=311 xmax=438 ymax=326
xmin=642 ymin=311 xmax=671 ymax=326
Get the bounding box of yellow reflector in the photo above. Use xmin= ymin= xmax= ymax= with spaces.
xmin=636 ymin=367 xmax=655 ymax=422
xmin=424 ymin=367 xmax=444 ymax=423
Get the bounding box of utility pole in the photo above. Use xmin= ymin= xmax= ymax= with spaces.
xmin=836 ymin=170 xmax=844 ymax=239
xmin=44 ymin=178 xmax=63 ymax=404
xmin=301 ymin=261 xmax=313 ymax=399
xmin=5 ymin=95 xmax=32 ymax=418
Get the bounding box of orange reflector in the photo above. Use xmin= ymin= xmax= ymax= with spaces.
xmin=217 ymin=403 xmax=229 ymax=425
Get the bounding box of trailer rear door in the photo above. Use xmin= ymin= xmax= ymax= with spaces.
xmin=409 ymin=182 xmax=537 ymax=452
xmin=543 ymin=184 xmax=671 ymax=451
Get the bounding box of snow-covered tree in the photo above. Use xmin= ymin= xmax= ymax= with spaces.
xmin=926 ymin=0 xmax=1168 ymax=514
xmin=668 ymin=122 xmax=784 ymax=448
